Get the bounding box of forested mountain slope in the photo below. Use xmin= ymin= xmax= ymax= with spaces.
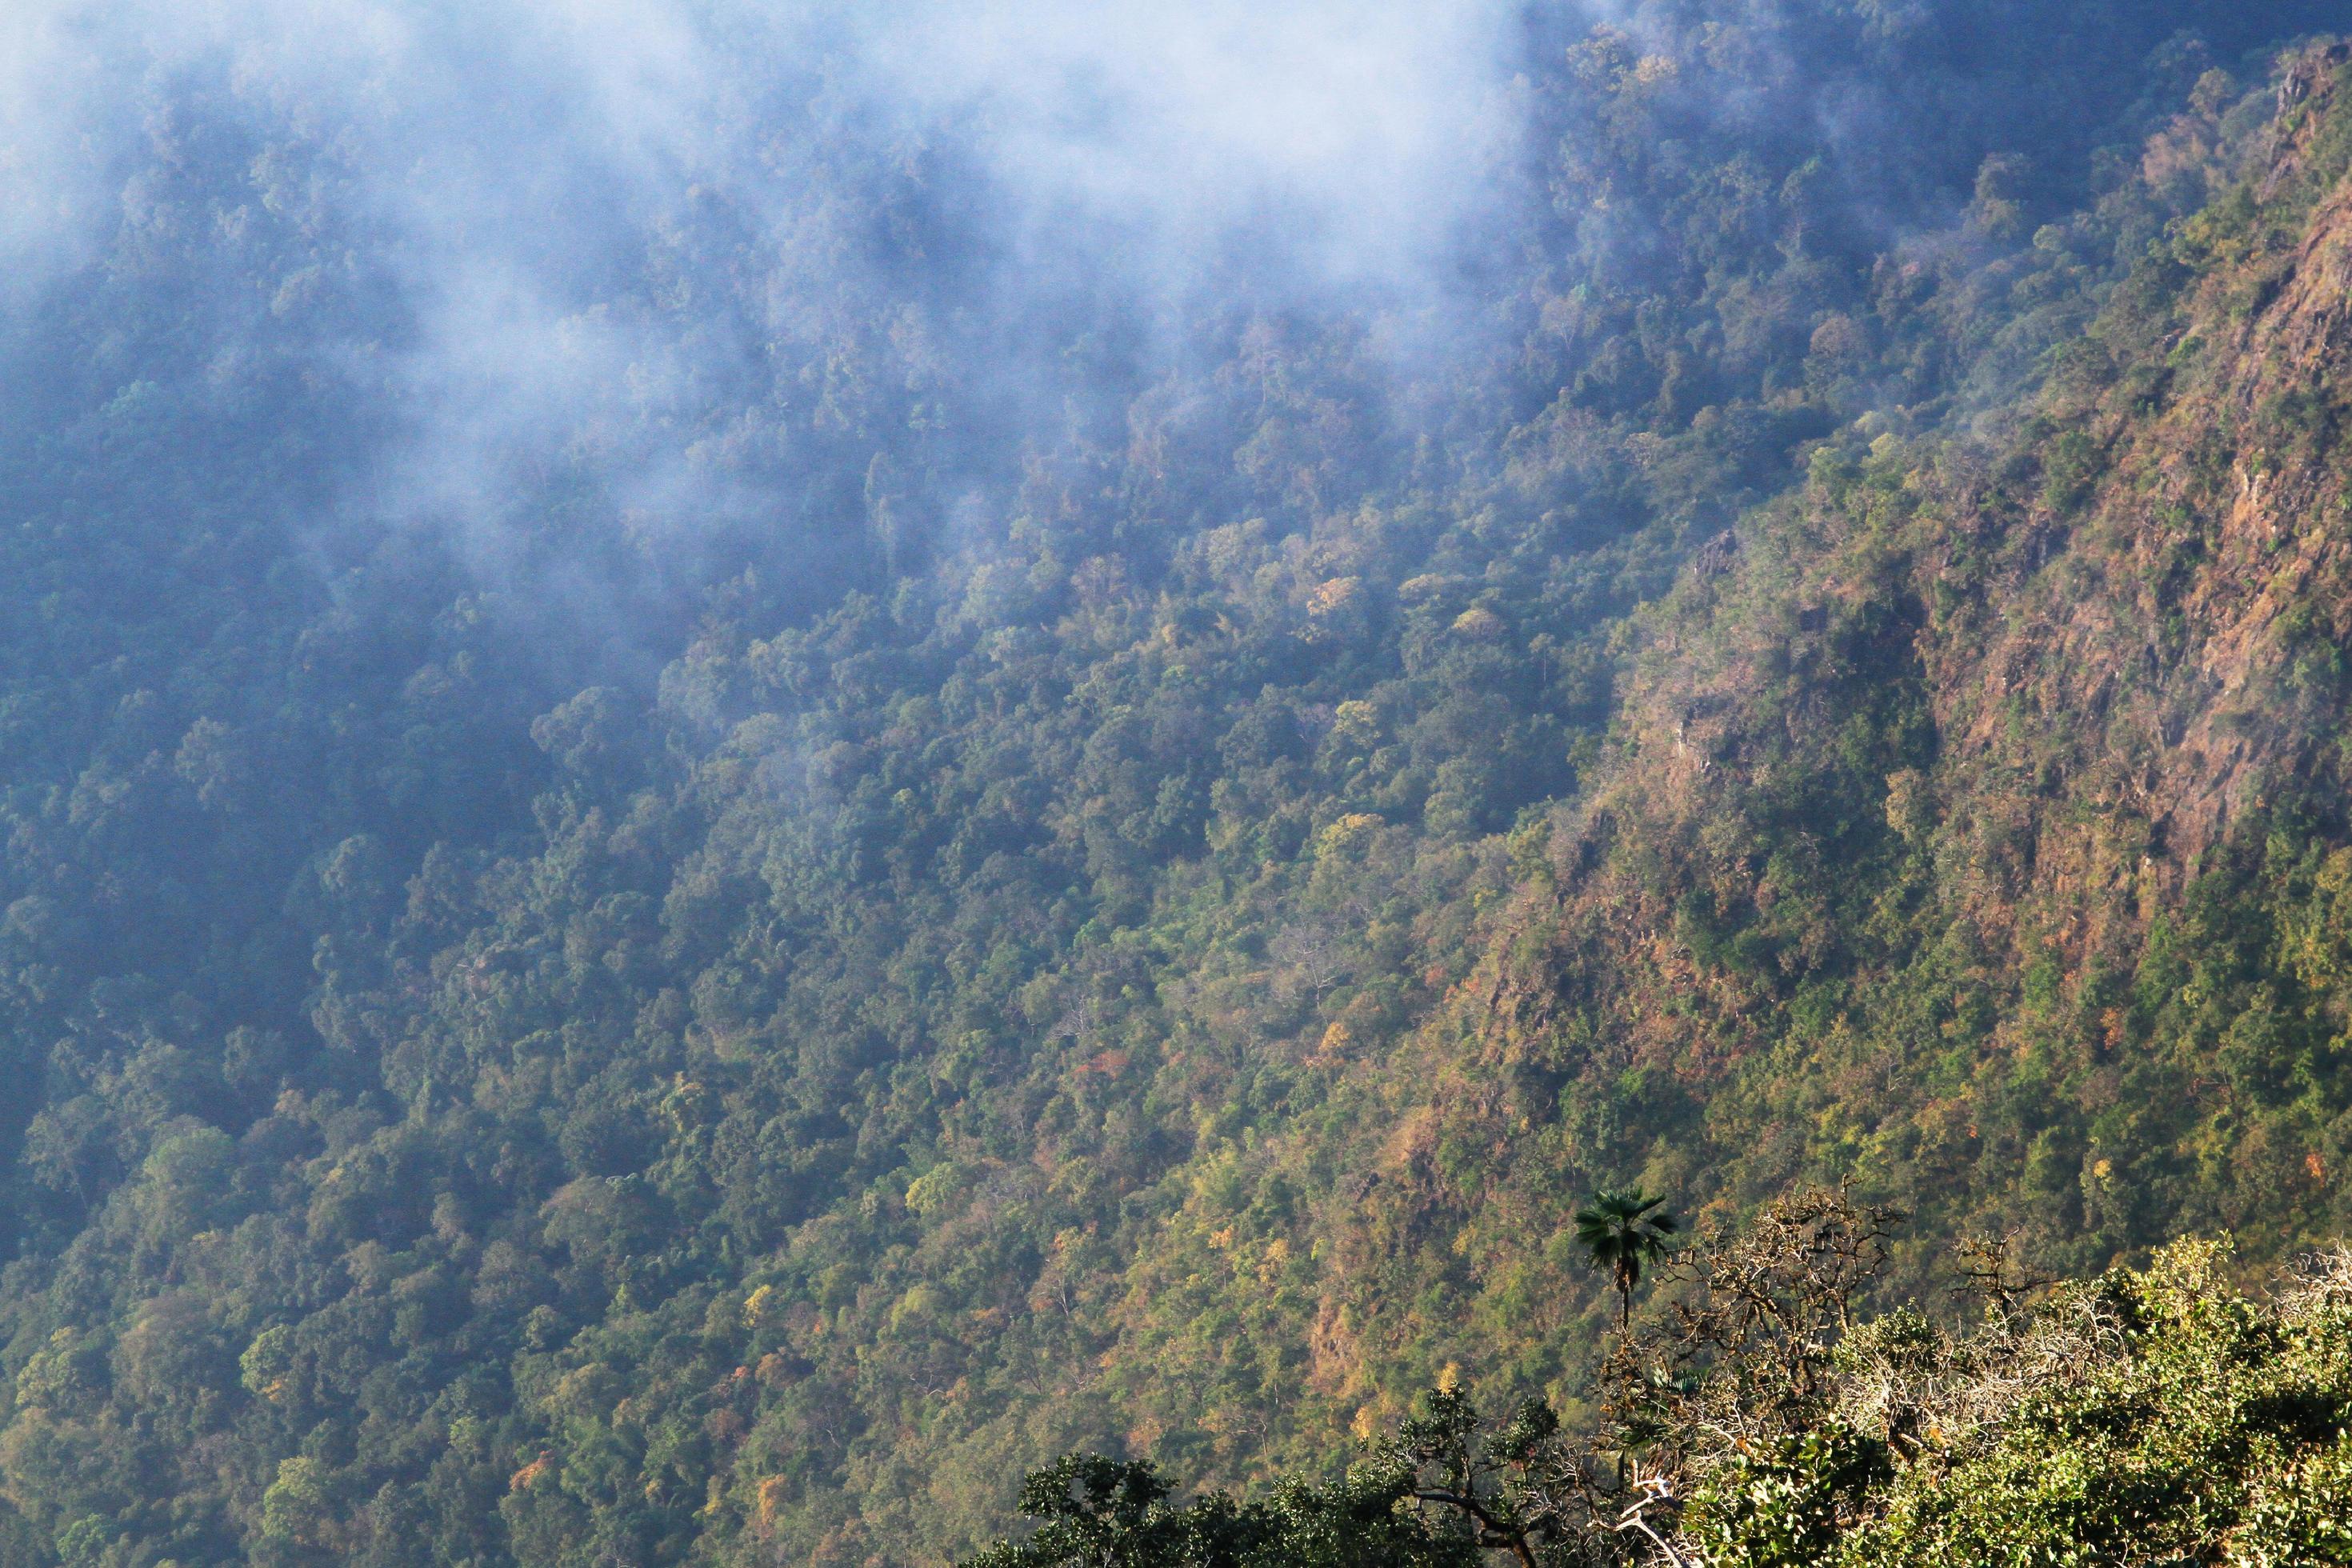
xmin=2 ymin=4 xmax=2350 ymax=1565
xmin=1470 ymin=36 xmax=2352 ymax=1280
xmin=973 ymin=44 xmax=2352 ymax=1566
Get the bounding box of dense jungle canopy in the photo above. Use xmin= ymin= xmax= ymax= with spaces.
xmin=6 ymin=2 xmax=2352 ymax=1562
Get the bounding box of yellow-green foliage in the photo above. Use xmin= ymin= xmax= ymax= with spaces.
xmin=974 ymin=1238 xmax=2352 ymax=1566
xmin=1691 ymin=1241 xmax=2352 ymax=1566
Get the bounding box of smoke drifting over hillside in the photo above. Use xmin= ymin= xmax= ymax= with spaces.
xmin=850 ymin=2 xmax=1526 ymax=294
xmin=6 ymin=0 xmax=2334 ymax=644
xmin=0 ymin=0 xmax=1534 ymax=586
xmin=2 ymin=0 xmax=1529 ymax=285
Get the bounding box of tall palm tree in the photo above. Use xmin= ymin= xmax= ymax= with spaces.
xmin=1574 ymin=1188 xmax=1679 ymax=1330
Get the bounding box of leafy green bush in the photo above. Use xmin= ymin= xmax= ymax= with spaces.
xmin=973 ymin=1230 xmax=2352 ymax=1566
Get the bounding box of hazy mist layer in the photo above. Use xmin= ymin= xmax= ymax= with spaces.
xmin=1 ymin=0 xmax=1534 ymax=590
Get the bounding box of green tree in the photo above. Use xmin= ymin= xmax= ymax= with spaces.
xmin=1574 ymin=1190 xmax=1679 ymax=1330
